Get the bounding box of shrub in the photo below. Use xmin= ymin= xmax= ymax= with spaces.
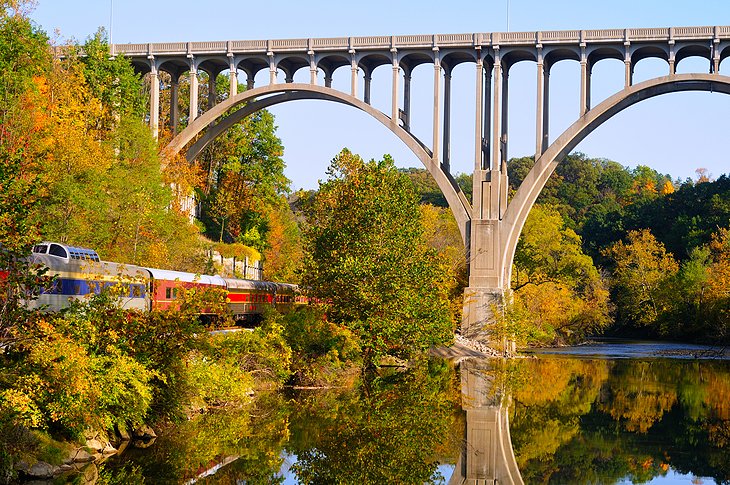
xmin=283 ymin=307 xmax=361 ymax=386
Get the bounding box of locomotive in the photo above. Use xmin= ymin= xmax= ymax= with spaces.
xmin=28 ymin=241 xmax=305 ymax=324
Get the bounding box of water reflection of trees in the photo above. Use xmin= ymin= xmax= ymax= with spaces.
xmin=506 ymin=357 xmax=730 ymax=484
xmin=286 ymin=358 xmax=461 ymax=484
xmin=109 ymin=359 xmax=462 ymax=484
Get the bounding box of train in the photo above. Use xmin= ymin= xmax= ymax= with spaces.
xmin=27 ymin=241 xmax=306 ymax=324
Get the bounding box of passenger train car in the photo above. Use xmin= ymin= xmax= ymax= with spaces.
xmin=28 ymin=242 xmax=306 ymax=323
xmin=29 ymin=242 xmax=149 ymax=311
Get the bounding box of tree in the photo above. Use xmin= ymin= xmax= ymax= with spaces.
xmin=302 ymin=149 xmax=452 ymax=366
xmin=195 ymin=80 xmax=290 ymax=253
xmin=605 ymin=229 xmax=678 ymax=332
xmin=510 ymin=204 xmax=610 ymax=344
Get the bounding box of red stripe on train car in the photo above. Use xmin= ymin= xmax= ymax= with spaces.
xmin=226 ymin=293 xmax=249 ymax=303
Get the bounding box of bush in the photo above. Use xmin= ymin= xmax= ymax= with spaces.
xmin=283 ymin=307 xmax=361 ymax=386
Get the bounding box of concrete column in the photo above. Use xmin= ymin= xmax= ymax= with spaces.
xmin=535 ymin=60 xmax=544 ymax=157
xmin=714 ymin=44 xmax=720 ymax=74
xmin=403 ymin=71 xmax=411 ymax=130
xmin=483 ymin=66 xmax=492 ymax=170
xmin=207 ymin=70 xmax=217 ymax=110
xmin=475 ymin=57 xmax=484 ymax=174
xmin=624 ymin=59 xmax=632 ymax=88
xmin=268 ymin=54 xmax=276 ymax=84
xmin=444 ymin=69 xmax=453 ymax=171
xmin=324 ymin=71 xmax=332 ymax=88
xmin=433 ymin=57 xmax=442 ymax=166
xmin=247 ymin=77 xmax=255 ymax=90
xmin=491 ymin=55 xmax=502 ymax=176
xmin=310 ymin=54 xmax=317 ymax=84
xmin=500 ymin=67 xmax=509 ymax=168
xmin=229 ymin=68 xmax=238 ymax=97
xmin=149 ymin=68 xmax=160 ymax=139
xmin=188 ymin=66 xmax=198 ymax=122
xmin=351 ymin=57 xmax=358 ymax=96
xmin=542 ymin=65 xmax=550 ymax=153
xmin=170 ymin=75 xmax=179 ymax=134
xmin=284 ymin=71 xmax=294 ymax=83
xmin=586 ymin=63 xmax=592 ymax=111
xmin=391 ymin=60 xmax=400 ymax=124
xmin=580 ymin=60 xmax=587 ymax=116
xmin=452 ymin=360 xmax=525 ymax=483
xmin=364 ymin=71 xmax=372 ymax=104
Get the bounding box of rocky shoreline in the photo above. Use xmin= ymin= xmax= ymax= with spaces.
xmin=13 ymin=426 xmax=157 ymax=483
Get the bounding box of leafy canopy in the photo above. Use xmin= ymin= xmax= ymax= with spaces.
xmin=302 ymin=149 xmax=452 ymax=364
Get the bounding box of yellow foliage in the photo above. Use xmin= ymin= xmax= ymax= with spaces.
xmin=660 ymin=180 xmax=675 ymax=195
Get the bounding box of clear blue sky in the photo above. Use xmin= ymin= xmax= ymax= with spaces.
xmin=31 ymin=0 xmax=730 ymax=189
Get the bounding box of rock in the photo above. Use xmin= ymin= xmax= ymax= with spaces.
xmin=115 ymin=440 xmax=130 ymax=455
xmin=85 ymin=439 xmax=104 ymax=453
xmin=72 ymin=449 xmax=96 ymax=463
xmin=14 ymin=460 xmax=29 ymax=473
xmin=79 ymin=463 xmax=99 ymax=483
xmin=58 ymin=464 xmax=75 ymax=472
xmin=132 ymin=424 xmax=157 ymax=440
xmin=27 ymin=461 xmax=55 ymax=479
xmin=113 ymin=423 xmax=131 ymax=443
xmin=101 ymin=442 xmax=118 ymax=455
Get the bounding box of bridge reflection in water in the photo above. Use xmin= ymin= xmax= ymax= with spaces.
xmin=451 ymin=359 xmax=523 ymax=485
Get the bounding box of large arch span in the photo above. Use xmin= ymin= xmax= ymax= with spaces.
xmin=500 ymin=73 xmax=730 ymax=287
xmin=165 ymin=83 xmax=473 ymax=242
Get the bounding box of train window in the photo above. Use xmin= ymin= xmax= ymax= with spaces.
xmin=165 ymin=287 xmax=172 ymax=299
xmin=49 ymin=244 xmax=68 ymax=259
xmin=33 ymin=245 xmax=48 ymax=254
xmin=132 ymin=285 xmax=141 ymax=298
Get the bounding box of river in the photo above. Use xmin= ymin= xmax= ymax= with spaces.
xmin=105 ymin=341 xmax=730 ymax=484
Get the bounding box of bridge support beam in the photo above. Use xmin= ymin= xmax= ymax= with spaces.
xmin=149 ymin=68 xmax=160 ymax=140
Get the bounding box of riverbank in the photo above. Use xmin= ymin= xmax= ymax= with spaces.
xmin=525 ymin=339 xmax=730 ymax=360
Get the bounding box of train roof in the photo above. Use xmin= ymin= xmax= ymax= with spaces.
xmin=223 ymin=278 xmax=280 ymax=291
xmin=146 ymin=267 xmax=226 ymax=286
xmin=33 ymin=242 xmax=100 ymax=262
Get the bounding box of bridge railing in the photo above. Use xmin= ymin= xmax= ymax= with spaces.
xmin=96 ymin=25 xmax=730 ymax=60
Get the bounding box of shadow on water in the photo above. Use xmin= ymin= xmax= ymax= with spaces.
xmin=105 ymin=351 xmax=730 ymax=484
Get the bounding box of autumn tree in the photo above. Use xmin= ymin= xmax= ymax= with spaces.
xmin=604 ymin=229 xmax=678 ymax=332
xmin=302 ymin=149 xmax=452 ymax=366
xmin=509 ymin=204 xmax=610 ymax=345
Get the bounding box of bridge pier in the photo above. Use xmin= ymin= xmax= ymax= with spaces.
xmin=449 ymin=359 xmax=524 ymax=485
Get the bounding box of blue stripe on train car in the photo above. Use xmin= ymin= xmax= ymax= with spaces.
xmin=42 ymin=277 xmax=146 ymax=299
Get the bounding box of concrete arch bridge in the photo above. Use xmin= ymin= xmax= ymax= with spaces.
xmin=114 ymin=26 xmax=730 ymax=338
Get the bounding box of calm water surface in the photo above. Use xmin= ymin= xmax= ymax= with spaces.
xmin=108 ymin=342 xmax=730 ymax=484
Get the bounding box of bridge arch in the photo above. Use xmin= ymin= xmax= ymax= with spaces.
xmin=164 ymin=83 xmax=472 ymax=241
xmin=501 ymin=73 xmax=730 ymax=286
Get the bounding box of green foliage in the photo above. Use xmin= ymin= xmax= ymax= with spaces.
xmin=98 ymin=464 xmax=146 ymax=485
xmin=212 ymin=310 xmax=292 ymax=388
xmin=77 ymin=29 xmax=145 ymax=127
xmin=504 ymin=357 xmax=730 ymax=484
xmin=288 ymin=361 xmax=458 ymax=484
xmin=2 ymin=313 xmax=156 ymax=436
xmin=283 ymin=306 xmax=362 ymax=386
xmin=604 ymin=229 xmax=678 ymax=332
xmin=510 ymin=204 xmax=610 ymax=345
xmin=184 ymin=349 xmax=254 ymax=408
xmin=197 ymin=87 xmax=290 ymax=252
xmin=302 ymin=149 xmax=453 ymax=365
